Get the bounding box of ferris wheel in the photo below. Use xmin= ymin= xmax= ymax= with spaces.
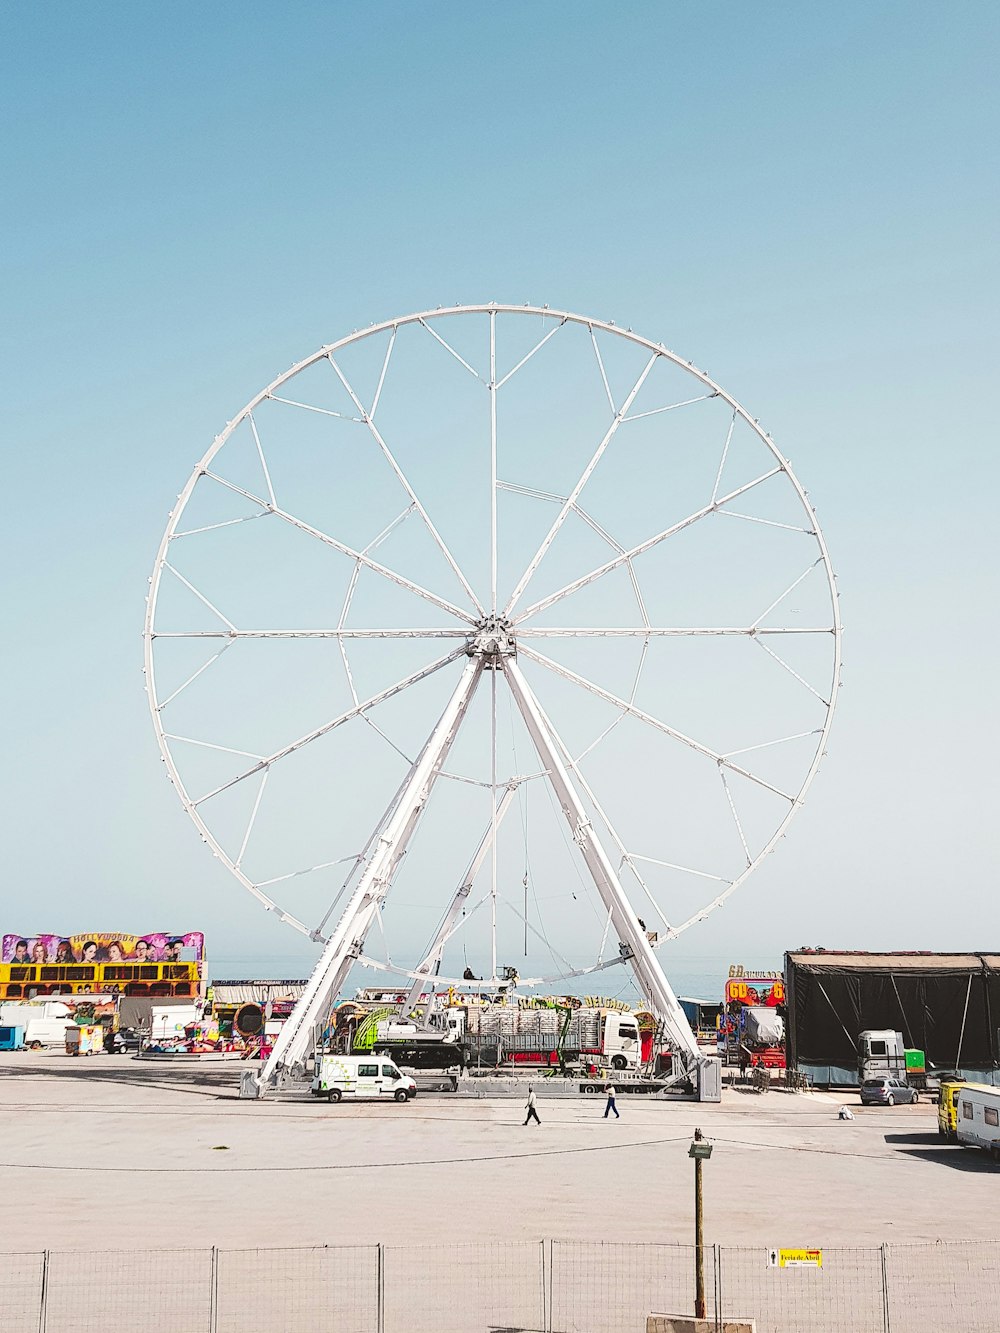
xmin=143 ymin=304 xmax=841 ymax=1087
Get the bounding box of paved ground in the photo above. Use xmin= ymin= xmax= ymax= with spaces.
xmin=0 ymin=1051 xmax=995 ymax=1251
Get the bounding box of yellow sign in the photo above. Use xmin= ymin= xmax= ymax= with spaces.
xmin=768 ymin=1248 xmax=823 ymax=1269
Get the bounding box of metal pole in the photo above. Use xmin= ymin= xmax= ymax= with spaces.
xmin=209 ymin=1245 xmax=218 ymax=1333
xmin=377 ymin=1242 xmax=385 ymax=1333
xmin=37 ymin=1249 xmax=49 ymax=1333
xmin=694 ymin=1129 xmax=706 ymax=1320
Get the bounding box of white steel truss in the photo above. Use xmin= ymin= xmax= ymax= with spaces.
xmin=257 ymin=656 xmax=483 ymax=1084
xmin=254 ymin=638 xmax=700 ymax=1091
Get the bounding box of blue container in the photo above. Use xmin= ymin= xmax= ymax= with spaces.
xmin=0 ymin=1025 xmax=25 ymax=1050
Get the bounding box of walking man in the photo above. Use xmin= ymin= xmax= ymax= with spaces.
xmin=523 ymin=1085 xmax=541 ymax=1126
xmin=604 ymin=1084 xmax=619 ymax=1119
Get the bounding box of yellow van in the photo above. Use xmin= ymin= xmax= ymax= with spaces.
xmin=938 ymin=1080 xmax=965 ymax=1139
xmin=938 ymin=1080 xmax=996 ymax=1140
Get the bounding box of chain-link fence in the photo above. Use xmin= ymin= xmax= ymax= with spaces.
xmin=4 ymin=1237 xmax=998 ymax=1330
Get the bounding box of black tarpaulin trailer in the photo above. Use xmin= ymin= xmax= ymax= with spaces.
xmin=785 ymin=951 xmax=1000 ymax=1086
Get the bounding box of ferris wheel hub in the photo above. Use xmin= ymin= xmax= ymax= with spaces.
xmin=467 ymin=614 xmax=516 ymax=666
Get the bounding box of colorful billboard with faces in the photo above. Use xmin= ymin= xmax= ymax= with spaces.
xmin=724 ymin=976 xmax=785 ymax=1006
xmin=2 ymin=932 xmax=205 ymax=964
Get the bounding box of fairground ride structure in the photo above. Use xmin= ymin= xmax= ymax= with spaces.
xmin=143 ymin=305 xmax=841 ymax=1100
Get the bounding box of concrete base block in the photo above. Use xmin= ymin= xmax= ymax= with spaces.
xmin=646 ymin=1316 xmax=756 ymax=1333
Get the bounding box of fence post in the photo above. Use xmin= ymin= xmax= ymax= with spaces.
xmin=713 ymin=1244 xmax=722 ymax=1333
xmin=881 ymin=1243 xmax=891 ymax=1333
xmin=37 ymin=1249 xmax=49 ymax=1333
xmin=209 ymin=1245 xmax=218 ymax=1333
xmin=376 ymin=1242 xmax=384 ymax=1333
xmin=547 ymin=1239 xmax=554 ymax=1333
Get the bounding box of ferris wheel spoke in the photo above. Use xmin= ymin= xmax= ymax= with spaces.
xmin=753 ymin=636 xmax=831 ymax=706
xmin=369 ymin=326 xmax=396 ymax=420
xmin=417 ymin=316 xmax=486 ymax=383
xmin=234 ymin=768 xmax=270 ymax=870
xmin=721 ymin=728 xmax=822 ymax=760
xmin=256 ymin=853 xmax=363 ymax=891
xmin=503 ymin=351 xmax=659 ymax=617
xmin=161 ymin=562 xmax=237 ymax=631
xmin=590 ymin=327 xmax=616 ymax=414
xmin=192 ymin=646 xmax=466 ymax=807
xmin=152 ymin=629 xmax=473 ymax=640
xmin=718 ymin=510 xmax=815 ymax=535
xmin=266 ymin=393 xmax=362 ymax=422
xmin=247 ymin=410 xmax=277 ymax=509
xmin=172 ymin=511 xmax=269 ymax=539
xmin=327 ymin=353 xmax=486 ymax=615
xmin=494 ymin=316 xmax=567 ymax=390
xmin=361 ymin=713 xmax=414 ymax=765
xmin=163 ymin=734 xmax=265 ymax=762
xmin=517 ymin=626 xmax=833 ymax=637
xmin=154 ymin=641 xmax=233 ymax=710
xmin=569 ymin=628 xmax=650 ymax=768
xmin=751 ymin=560 xmax=822 ymax=629
xmin=719 ymin=769 xmax=753 ymax=866
xmin=490 ymin=310 xmax=498 ymax=613
xmin=518 ymin=644 xmax=796 ymax=803
xmin=621 ymin=392 xmax=719 ymax=424
xmin=514 ymin=466 xmax=783 ymax=624
xmin=711 ymin=411 xmax=738 ymax=504
xmin=627 ymin=853 xmax=730 ymax=885
xmin=201 ymin=469 xmax=475 ymax=624
xmin=335 ymin=501 xmax=418 ymax=710
xmin=272 ymin=502 xmax=477 ymax=623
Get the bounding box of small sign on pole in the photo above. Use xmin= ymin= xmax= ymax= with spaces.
xmin=768 ymin=1248 xmax=823 ymax=1269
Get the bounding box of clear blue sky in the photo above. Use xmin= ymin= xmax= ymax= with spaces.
xmin=2 ymin=4 xmax=997 ymax=987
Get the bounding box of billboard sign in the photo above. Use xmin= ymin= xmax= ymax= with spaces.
xmin=2 ymin=932 xmax=205 ymax=964
xmin=725 ymin=975 xmax=785 ymax=1006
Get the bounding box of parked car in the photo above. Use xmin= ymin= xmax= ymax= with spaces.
xmin=860 ymin=1076 xmax=918 ymax=1106
xmin=107 ymin=1027 xmax=142 ymax=1054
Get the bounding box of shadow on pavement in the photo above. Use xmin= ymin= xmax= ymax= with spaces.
xmin=0 ymin=1058 xmax=243 ymax=1099
xmin=885 ymin=1131 xmax=999 ymax=1172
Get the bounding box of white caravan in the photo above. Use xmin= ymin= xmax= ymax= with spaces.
xmin=956 ymin=1084 xmax=1000 ymax=1161
xmin=311 ymin=1054 xmax=417 ymax=1104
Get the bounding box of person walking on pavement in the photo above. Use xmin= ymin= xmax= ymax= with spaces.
xmin=523 ymin=1085 xmax=541 ymax=1126
xmin=604 ymin=1084 xmax=619 ymax=1119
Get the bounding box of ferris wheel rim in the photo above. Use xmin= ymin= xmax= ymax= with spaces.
xmin=143 ymin=303 xmax=843 ymax=954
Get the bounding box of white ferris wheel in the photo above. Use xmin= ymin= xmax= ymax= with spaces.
xmin=143 ymin=304 xmax=841 ymax=1089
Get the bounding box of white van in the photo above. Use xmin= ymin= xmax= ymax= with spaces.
xmin=311 ymin=1054 xmax=417 ymax=1104
xmin=956 ymin=1084 xmax=1000 ymax=1161
xmin=0 ymin=1002 xmax=73 ymax=1050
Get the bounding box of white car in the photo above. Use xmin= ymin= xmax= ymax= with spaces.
xmin=311 ymin=1054 xmax=417 ymax=1104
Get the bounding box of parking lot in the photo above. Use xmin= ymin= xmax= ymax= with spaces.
xmin=1 ymin=1052 xmax=995 ymax=1252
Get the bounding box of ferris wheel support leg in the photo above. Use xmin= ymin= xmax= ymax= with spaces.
xmin=503 ymin=659 xmax=704 ymax=1074
xmin=246 ymin=656 xmax=484 ymax=1098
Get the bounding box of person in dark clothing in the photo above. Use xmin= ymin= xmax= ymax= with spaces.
xmin=523 ymin=1086 xmax=541 ymax=1126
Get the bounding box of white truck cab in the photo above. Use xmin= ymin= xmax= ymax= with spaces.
xmin=312 ymin=1054 xmax=417 ymax=1104
xmin=602 ymin=1011 xmax=641 ymax=1071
